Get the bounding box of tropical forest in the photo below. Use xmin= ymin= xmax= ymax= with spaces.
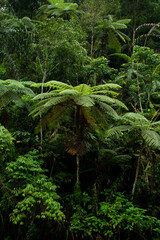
xmin=1 ymin=0 xmax=160 ymax=239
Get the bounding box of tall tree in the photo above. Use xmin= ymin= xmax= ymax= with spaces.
xmin=31 ymin=81 xmax=127 ymax=184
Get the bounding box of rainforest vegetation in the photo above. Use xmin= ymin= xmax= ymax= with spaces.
xmin=1 ymin=0 xmax=160 ymax=239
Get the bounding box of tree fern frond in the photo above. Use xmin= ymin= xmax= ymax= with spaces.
xmin=142 ymin=130 xmax=160 ymax=149
xmin=106 ymin=125 xmax=132 ymax=138
xmin=35 ymin=105 xmax=72 ymax=132
xmin=60 ymin=89 xmax=80 ymax=95
xmin=66 ymin=147 xmax=78 ymax=155
xmin=91 ymin=83 xmax=121 ymax=92
xmin=32 ymin=93 xmax=59 ymax=101
xmin=92 ymin=90 xmax=119 ymax=96
xmin=122 ymin=113 xmax=149 ymax=125
xmin=45 ymin=80 xmax=72 ymax=90
xmin=150 ymin=121 xmax=160 ymax=127
xmin=32 ymin=96 xmax=69 ymax=117
xmin=74 ymin=84 xmax=91 ymax=95
xmin=81 ymin=108 xmax=96 ymax=128
xmin=0 ymin=79 xmax=35 ymax=107
xmin=43 ymin=95 xmax=68 ymax=107
xmin=98 ymin=102 xmax=120 ymax=120
xmin=91 ymin=95 xmax=128 ymax=110
xmin=74 ymin=96 xmax=95 ymax=107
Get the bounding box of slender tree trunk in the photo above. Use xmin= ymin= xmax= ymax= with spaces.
xmin=132 ymin=141 xmax=144 ymax=199
xmin=132 ymin=158 xmax=140 ymax=198
xmin=40 ymin=70 xmax=47 ymax=148
xmin=90 ymin=25 xmax=94 ymax=59
xmin=76 ymin=154 xmax=80 ymax=184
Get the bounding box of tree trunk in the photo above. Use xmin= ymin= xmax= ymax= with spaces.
xmin=76 ymin=154 xmax=80 ymax=184
xmin=132 ymin=158 xmax=140 ymax=199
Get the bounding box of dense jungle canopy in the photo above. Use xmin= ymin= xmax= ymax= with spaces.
xmin=1 ymin=0 xmax=160 ymax=239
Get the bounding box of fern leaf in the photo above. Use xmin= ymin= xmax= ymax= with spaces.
xmin=106 ymin=125 xmax=131 ymax=138
xmin=91 ymin=95 xmax=128 ymax=110
xmin=45 ymin=80 xmax=72 ymax=90
xmin=98 ymin=102 xmax=120 ymax=120
xmin=60 ymin=89 xmax=80 ymax=95
xmin=91 ymin=83 xmax=121 ymax=92
xmin=74 ymin=96 xmax=95 ymax=107
xmin=142 ymin=130 xmax=160 ymax=149
xmin=122 ymin=113 xmax=149 ymax=126
xmin=33 ymin=93 xmax=59 ymax=101
xmin=74 ymin=84 xmax=91 ymax=95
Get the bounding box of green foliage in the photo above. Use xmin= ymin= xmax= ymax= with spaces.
xmin=116 ymin=46 xmax=160 ymax=111
xmin=3 ymin=150 xmax=65 ymax=225
xmin=38 ymin=0 xmax=79 ymax=19
xmin=0 ymin=124 xmax=13 ymax=155
xmin=0 ymin=79 xmax=35 ymax=107
xmin=70 ymin=191 xmax=160 ymax=239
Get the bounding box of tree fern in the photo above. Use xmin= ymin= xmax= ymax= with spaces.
xmin=141 ymin=130 xmax=160 ymax=150
xmin=31 ymin=80 xmax=126 ymax=174
xmin=0 ymin=79 xmax=35 ymax=107
xmin=106 ymin=125 xmax=131 ymax=138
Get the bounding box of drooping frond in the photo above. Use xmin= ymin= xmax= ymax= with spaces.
xmin=91 ymin=94 xmax=128 ymax=110
xmin=106 ymin=125 xmax=132 ymax=138
xmin=122 ymin=113 xmax=149 ymax=126
xmin=33 ymin=92 xmax=60 ymax=101
xmin=108 ymin=30 xmax=121 ymax=52
xmin=90 ymin=106 xmax=108 ymax=126
xmin=32 ymin=81 xmax=72 ymax=91
xmin=142 ymin=129 xmax=160 ymax=150
xmin=35 ymin=104 xmax=72 ymax=132
xmin=91 ymin=90 xmax=119 ymax=96
xmin=98 ymin=102 xmax=120 ymax=120
xmin=31 ymin=96 xmax=69 ymax=117
xmin=74 ymin=96 xmax=95 ymax=107
xmin=81 ymin=108 xmax=96 ymax=128
xmin=0 ymin=79 xmax=35 ymax=107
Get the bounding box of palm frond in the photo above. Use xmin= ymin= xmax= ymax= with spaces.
xmin=107 ymin=30 xmax=121 ymax=52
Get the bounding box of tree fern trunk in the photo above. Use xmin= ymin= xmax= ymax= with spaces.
xmin=76 ymin=154 xmax=80 ymax=184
